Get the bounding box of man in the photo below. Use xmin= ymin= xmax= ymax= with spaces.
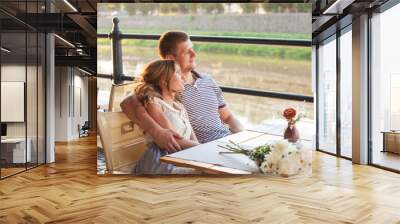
xmin=121 ymin=31 xmax=243 ymax=152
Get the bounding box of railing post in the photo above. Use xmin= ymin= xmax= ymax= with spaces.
xmin=109 ymin=17 xmax=124 ymax=84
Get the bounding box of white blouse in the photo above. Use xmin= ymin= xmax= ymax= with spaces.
xmin=150 ymin=97 xmax=193 ymax=140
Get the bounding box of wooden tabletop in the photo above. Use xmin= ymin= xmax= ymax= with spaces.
xmin=160 ymin=130 xmax=310 ymax=174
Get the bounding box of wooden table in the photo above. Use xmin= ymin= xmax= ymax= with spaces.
xmin=160 ymin=130 xmax=306 ymax=174
xmin=381 ymin=131 xmax=400 ymax=154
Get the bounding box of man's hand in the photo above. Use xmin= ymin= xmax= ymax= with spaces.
xmin=154 ymin=128 xmax=183 ymax=153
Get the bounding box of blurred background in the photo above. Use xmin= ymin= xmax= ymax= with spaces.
xmin=97 ymin=3 xmax=313 ymax=132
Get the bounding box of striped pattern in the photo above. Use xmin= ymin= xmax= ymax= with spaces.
xmin=180 ymin=72 xmax=231 ymax=143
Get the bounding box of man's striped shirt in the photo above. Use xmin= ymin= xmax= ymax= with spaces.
xmin=179 ymin=71 xmax=231 ymax=143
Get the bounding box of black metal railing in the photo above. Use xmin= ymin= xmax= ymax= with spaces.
xmin=97 ymin=17 xmax=313 ymax=103
xmin=97 ymin=33 xmax=311 ymax=47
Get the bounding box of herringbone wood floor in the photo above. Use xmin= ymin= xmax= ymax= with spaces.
xmin=1 ymin=135 xmax=400 ymax=223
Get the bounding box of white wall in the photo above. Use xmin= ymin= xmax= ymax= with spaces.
xmin=55 ymin=67 xmax=89 ymax=141
xmin=1 ymin=65 xmax=27 ymax=137
xmin=1 ymin=63 xmax=46 ymax=164
xmin=55 ymin=66 xmax=69 ymax=141
xmin=73 ymin=73 xmax=89 ymax=137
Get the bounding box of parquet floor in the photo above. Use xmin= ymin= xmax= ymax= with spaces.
xmin=373 ymin=151 xmax=400 ymax=171
xmin=1 ymin=167 xmax=26 ymax=178
xmin=1 ymin=135 xmax=400 ymax=223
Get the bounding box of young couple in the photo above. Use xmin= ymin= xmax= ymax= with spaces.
xmin=121 ymin=31 xmax=244 ymax=174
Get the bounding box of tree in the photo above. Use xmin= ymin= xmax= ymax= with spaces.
xmin=104 ymin=3 xmax=121 ymax=13
xmin=178 ymin=4 xmax=189 ymax=14
xmin=159 ymin=4 xmax=171 ymax=14
xmin=188 ymin=3 xmax=199 ymax=14
xmin=298 ymin=4 xmax=311 ymax=13
xmin=262 ymin=3 xmax=281 ymax=13
xmin=125 ymin=4 xmax=137 ymax=16
xmin=138 ymin=4 xmax=157 ymax=16
xmin=202 ymin=3 xmax=224 ymax=14
xmin=241 ymin=3 xmax=258 ymax=14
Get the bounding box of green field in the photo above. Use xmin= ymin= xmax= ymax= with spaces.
xmin=97 ymin=28 xmax=311 ymax=40
xmin=97 ymin=29 xmax=311 ymax=61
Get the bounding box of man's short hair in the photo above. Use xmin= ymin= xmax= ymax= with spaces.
xmin=158 ymin=31 xmax=189 ymax=59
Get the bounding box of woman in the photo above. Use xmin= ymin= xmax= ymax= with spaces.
xmin=134 ymin=59 xmax=199 ymax=174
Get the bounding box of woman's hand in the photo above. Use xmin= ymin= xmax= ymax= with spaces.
xmin=121 ymin=95 xmax=183 ymax=152
xmin=154 ymin=128 xmax=183 ymax=153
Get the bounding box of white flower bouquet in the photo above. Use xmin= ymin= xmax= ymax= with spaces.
xmin=219 ymin=140 xmax=312 ymax=177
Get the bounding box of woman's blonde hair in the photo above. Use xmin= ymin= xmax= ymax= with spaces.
xmin=135 ymin=59 xmax=178 ymax=105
